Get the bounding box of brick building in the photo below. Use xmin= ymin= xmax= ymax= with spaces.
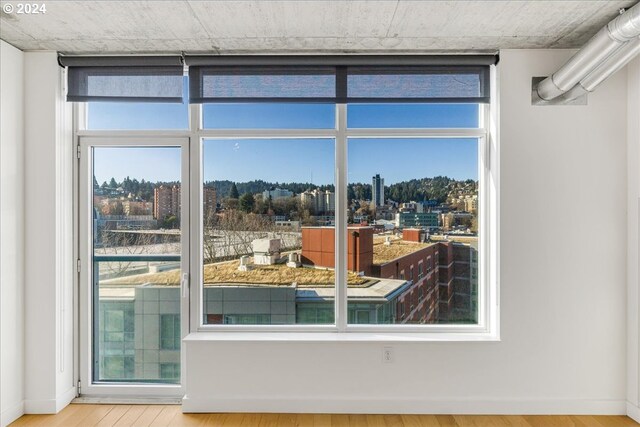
xmin=154 ymin=185 xmax=217 ymax=223
xmin=300 ymin=226 xmax=475 ymax=324
xmin=153 ymin=184 xmax=181 ymax=221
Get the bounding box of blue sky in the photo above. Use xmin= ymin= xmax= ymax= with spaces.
xmin=91 ymin=102 xmax=478 ymax=185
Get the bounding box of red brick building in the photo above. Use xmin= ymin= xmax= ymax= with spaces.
xmin=300 ymin=226 xmax=468 ymax=324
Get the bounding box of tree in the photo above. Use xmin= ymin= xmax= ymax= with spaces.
xmin=162 ymin=214 xmax=179 ymax=229
xmin=229 ymin=182 xmax=239 ymax=199
xmin=109 ymin=177 xmax=118 ymax=188
xmin=239 ymin=193 xmax=255 ymax=213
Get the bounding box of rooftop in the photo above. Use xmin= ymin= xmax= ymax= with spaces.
xmin=102 ymin=259 xmax=368 ymax=288
xmin=372 ymin=236 xmax=435 ymax=265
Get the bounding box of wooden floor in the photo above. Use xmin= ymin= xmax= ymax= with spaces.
xmin=8 ymin=404 xmax=639 ymax=427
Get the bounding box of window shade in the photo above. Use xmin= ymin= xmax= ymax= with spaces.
xmin=346 ymin=66 xmax=490 ymax=103
xmin=60 ymin=54 xmax=496 ymax=104
xmin=187 ymin=57 xmax=493 ymax=104
xmin=189 ymin=67 xmax=336 ymax=103
xmin=61 ymin=56 xmax=184 ymax=103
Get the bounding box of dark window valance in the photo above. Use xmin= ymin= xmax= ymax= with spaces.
xmin=60 ymin=54 xmax=496 ymax=104
xmin=61 ymin=56 xmax=184 ymax=103
xmin=186 ymin=56 xmax=495 ymax=104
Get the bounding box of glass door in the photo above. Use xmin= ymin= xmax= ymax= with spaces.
xmin=79 ymin=137 xmax=189 ymax=396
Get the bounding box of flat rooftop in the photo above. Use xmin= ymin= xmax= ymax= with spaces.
xmin=372 ymin=235 xmax=435 ymax=265
xmin=102 ymin=260 xmax=367 ymax=288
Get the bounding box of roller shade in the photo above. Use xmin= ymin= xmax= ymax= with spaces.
xmin=60 ymin=54 xmax=496 ymax=104
xmin=187 ymin=56 xmax=494 ymax=104
xmin=347 ymin=66 xmax=490 ymax=103
xmin=189 ymin=67 xmax=337 ymax=103
xmin=61 ymin=56 xmax=184 ymax=103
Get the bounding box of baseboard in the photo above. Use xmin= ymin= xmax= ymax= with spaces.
xmin=56 ymin=386 xmax=77 ymax=412
xmin=181 ymin=396 xmax=626 ymax=415
xmin=1 ymin=400 xmax=24 ymax=427
xmin=73 ymin=396 xmax=181 ymax=405
xmin=24 ymin=386 xmax=76 ymax=414
xmin=627 ymin=401 xmax=640 ymax=423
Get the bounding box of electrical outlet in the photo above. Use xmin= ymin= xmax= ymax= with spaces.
xmin=382 ymin=346 xmax=393 ymax=363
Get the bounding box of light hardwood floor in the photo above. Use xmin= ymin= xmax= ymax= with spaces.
xmin=8 ymin=404 xmax=639 ymax=427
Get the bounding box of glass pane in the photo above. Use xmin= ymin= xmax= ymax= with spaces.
xmin=347 ymin=104 xmax=479 ymax=128
xmin=203 ymin=103 xmax=335 ymax=129
xmin=347 ymin=138 xmax=479 ymax=325
xmin=88 ymin=103 xmax=189 ymax=130
xmin=87 ymin=78 xmax=188 ymax=130
xmin=202 ymin=138 xmax=336 ymax=325
xmin=92 ymin=146 xmax=182 ymax=383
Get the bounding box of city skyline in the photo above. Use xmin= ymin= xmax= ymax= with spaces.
xmin=91 ymin=102 xmax=478 ymax=184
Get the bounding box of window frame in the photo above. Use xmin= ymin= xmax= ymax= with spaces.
xmin=75 ymin=63 xmax=499 ymax=342
xmin=189 ymin=100 xmax=494 ymax=334
xmin=76 ymin=129 xmax=191 ymax=396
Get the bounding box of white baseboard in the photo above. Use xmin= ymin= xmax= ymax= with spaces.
xmin=56 ymin=386 xmax=77 ymax=412
xmin=182 ymin=396 xmax=626 ymax=415
xmin=24 ymin=386 xmax=76 ymax=414
xmin=1 ymin=400 xmax=24 ymax=427
xmin=627 ymin=402 xmax=640 ymax=423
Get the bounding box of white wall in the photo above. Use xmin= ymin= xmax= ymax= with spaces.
xmin=23 ymin=51 xmax=75 ymax=414
xmin=627 ymin=57 xmax=640 ymax=423
xmin=0 ymin=40 xmax=25 ymax=427
xmin=184 ymin=49 xmax=629 ymax=414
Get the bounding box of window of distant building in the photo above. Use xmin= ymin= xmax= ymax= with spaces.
xmin=160 ymin=314 xmax=181 ymax=351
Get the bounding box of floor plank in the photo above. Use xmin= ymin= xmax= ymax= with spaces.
xmin=8 ymin=405 xmax=640 ymax=427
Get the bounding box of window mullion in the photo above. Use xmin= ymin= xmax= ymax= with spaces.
xmin=336 ymin=104 xmax=348 ymax=331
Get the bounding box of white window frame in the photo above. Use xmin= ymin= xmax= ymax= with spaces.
xmin=74 ymin=64 xmax=500 ymax=387
xmin=190 ymin=94 xmax=497 ymax=335
xmin=76 ymin=117 xmax=191 ymax=396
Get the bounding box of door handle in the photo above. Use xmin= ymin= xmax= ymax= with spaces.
xmin=181 ymin=272 xmax=189 ymax=298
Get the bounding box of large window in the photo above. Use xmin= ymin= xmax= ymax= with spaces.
xmin=347 ymin=137 xmax=479 ymax=325
xmin=192 ymin=100 xmax=487 ymax=330
xmin=200 ymin=137 xmax=336 ymax=326
xmin=74 ymin=57 xmax=496 ymax=395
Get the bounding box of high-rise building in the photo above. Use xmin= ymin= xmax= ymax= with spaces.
xmin=372 ymin=174 xmax=384 ymax=207
xmin=154 ymin=185 xmax=181 ymax=220
xmin=203 ymin=187 xmax=217 ymax=219
xmin=299 ymin=189 xmax=335 ymax=214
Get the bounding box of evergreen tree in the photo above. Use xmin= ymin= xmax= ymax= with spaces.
xmin=239 ymin=193 xmax=255 ymax=213
xmin=229 ymin=182 xmax=240 ymax=199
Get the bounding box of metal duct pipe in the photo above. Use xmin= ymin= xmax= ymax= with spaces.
xmin=563 ymin=36 xmax=640 ymax=101
xmin=536 ymin=2 xmax=640 ymax=101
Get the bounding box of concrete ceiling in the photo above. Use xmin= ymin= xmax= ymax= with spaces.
xmin=1 ymin=1 xmax=637 ymax=54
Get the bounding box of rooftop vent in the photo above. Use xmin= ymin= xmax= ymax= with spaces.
xmin=286 ymin=252 xmax=301 ymax=268
xmin=252 ymin=238 xmax=281 ymax=265
xmin=238 ymin=255 xmax=252 ymax=272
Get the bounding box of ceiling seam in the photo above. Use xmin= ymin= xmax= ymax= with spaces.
xmin=184 ymin=0 xmax=219 ymax=54
xmin=385 ymin=0 xmax=401 ymax=38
